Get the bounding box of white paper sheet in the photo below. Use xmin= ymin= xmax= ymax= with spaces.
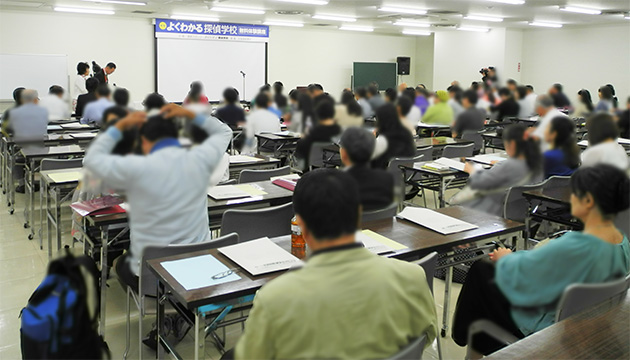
xmin=218 ymin=237 xmax=303 ymax=276
xmin=161 ymin=254 xmax=241 ymax=290
xmin=466 ymin=154 xmax=507 ymax=165
xmin=69 ymin=133 xmax=97 ymax=139
xmin=356 ymin=231 xmax=396 ymax=254
xmin=397 ymin=207 xmax=478 ymax=235
xmin=269 ymin=173 xmax=301 ymax=182
xmin=229 ymin=155 xmax=265 ymax=163
xmin=61 ymin=123 xmax=91 ymax=129
xmin=577 ymin=140 xmax=589 ymax=147
xmin=208 ymin=185 xmax=251 ymax=200
xmin=47 ymin=125 xmax=62 ymax=131
xmin=434 ymin=157 xmax=466 ymax=171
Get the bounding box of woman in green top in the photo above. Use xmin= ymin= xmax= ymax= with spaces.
xmin=452 ymin=164 xmax=630 ymax=356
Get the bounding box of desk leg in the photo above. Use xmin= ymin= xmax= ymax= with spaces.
xmin=39 ymin=179 xmax=46 ymax=250
xmin=439 ymin=177 xmax=446 ymax=208
xmin=47 ymin=186 xmax=53 ymax=258
xmin=8 ymin=147 xmax=15 ymax=214
xmin=525 ymin=200 xmax=532 ymax=249
xmin=157 ymin=281 xmax=166 ymax=360
xmin=99 ymin=225 xmax=109 ymax=338
xmin=441 ymin=254 xmax=453 ymax=338
xmin=54 ymin=188 xmax=62 ymax=253
xmin=194 ymin=310 xmax=207 ymax=360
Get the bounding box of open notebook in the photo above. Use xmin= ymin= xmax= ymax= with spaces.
xmin=218 ymin=237 xmax=303 ymax=276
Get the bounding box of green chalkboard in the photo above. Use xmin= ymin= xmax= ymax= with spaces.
xmin=353 ymin=62 xmax=397 ymax=90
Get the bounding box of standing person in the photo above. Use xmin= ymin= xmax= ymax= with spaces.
xmin=355 ymin=87 xmax=373 ymax=119
xmin=421 ymin=90 xmax=453 ymax=125
xmin=243 ymin=92 xmax=282 ymax=153
xmin=573 ymin=89 xmax=595 ymax=119
xmin=94 ymin=62 xmax=116 ymax=84
xmin=81 ymin=84 xmax=114 ymax=126
xmin=39 ymin=85 xmax=71 ymax=120
xmin=335 ymin=90 xmax=363 ymax=129
xmin=530 ymin=95 xmax=567 ymax=152
xmin=548 ymin=83 xmax=571 ymax=109
xmin=596 ymin=85 xmax=614 ymax=113
xmin=72 ymin=62 xmax=90 ymax=110
xmin=295 ymin=100 xmax=341 ymax=171
xmin=215 ymin=87 xmax=246 ymax=129
xmin=367 ymin=85 xmax=385 ymax=112
xmin=490 ymin=87 xmax=520 ymax=121
xmin=231 ymin=169 xmax=438 ymax=360
xmin=75 ymin=77 xmax=99 ymax=118
xmin=371 ymin=103 xmax=415 ymax=169
xmin=543 ymin=116 xmax=580 ymax=178
xmin=452 ymin=89 xmax=485 ymax=139
xmin=184 ymin=81 xmax=208 ymax=104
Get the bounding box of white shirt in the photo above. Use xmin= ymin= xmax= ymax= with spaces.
xmin=39 ymin=95 xmax=71 ymax=121
xmin=73 ymin=74 xmax=89 ymax=100
xmin=407 ymin=105 xmax=422 ymax=128
xmin=581 ymin=141 xmax=629 ymax=171
xmin=533 ymin=108 xmax=567 ymax=152
xmin=518 ymin=93 xmax=537 ymax=118
xmin=244 ymin=108 xmax=282 ymax=152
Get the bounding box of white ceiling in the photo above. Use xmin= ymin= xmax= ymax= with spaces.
xmin=1 ymin=0 xmax=629 ymax=35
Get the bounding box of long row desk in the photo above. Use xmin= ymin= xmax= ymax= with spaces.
xmin=147 ymin=206 xmax=526 ymax=359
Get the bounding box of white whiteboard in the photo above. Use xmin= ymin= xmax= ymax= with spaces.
xmin=0 ymin=54 xmax=68 ymax=101
xmin=156 ymin=38 xmax=266 ymax=102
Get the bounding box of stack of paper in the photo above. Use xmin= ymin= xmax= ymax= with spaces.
xmin=218 ymin=237 xmax=303 ymax=276
xmin=467 ymin=154 xmax=507 ymax=165
xmin=69 ymin=133 xmax=97 ymax=139
xmin=397 ymin=207 xmax=478 ymax=235
xmin=61 ymin=123 xmax=90 ymax=129
xmin=420 ymin=162 xmax=450 ymax=171
xmin=70 ymin=195 xmax=125 ymax=217
xmin=356 ymin=230 xmax=407 ymax=254
xmin=208 ymin=184 xmax=268 ymax=200
xmin=47 ymin=125 xmax=62 ymax=131
xmin=48 ymin=171 xmax=82 ymax=183
xmin=434 ymin=157 xmax=466 ymax=171
xmin=161 ymin=254 xmax=241 ymax=290
xmin=230 ymin=155 xmax=265 ymax=163
xmin=270 ymin=173 xmax=301 ymax=182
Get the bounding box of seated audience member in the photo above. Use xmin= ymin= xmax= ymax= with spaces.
xmin=184 ymin=81 xmax=208 ymax=104
xmin=39 ymin=85 xmax=70 ymax=121
xmin=340 ymin=128 xmax=394 ymax=211
xmin=506 ymin=79 xmax=518 ymax=93
xmin=232 ymin=168 xmax=438 ymax=360
xmin=452 ymin=165 xmax=630 ymax=356
xmin=308 ymin=83 xmax=332 ymax=107
xmin=288 ymin=93 xmax=315 ymax=134
xmin=81 ymin=84 xmax=113 ymax=126
xmin=113 ymin=87 xmax=131 ymax=109
xmin=402 ymin=88 xmax=421 ymax=127
xmin=452 ymin=89 xmax=485 ymax=139
xmin=618 ymin=96 xmax=630 ymax=139
xmin=335 ymin=90 xmax=363 ymax=129
xmin=75 ymin=77 xmax=99 ymax=118
xmin=397 ymin=96 xmax=417 ymax=134
xmin=295 ymin=100 xmax=341 ymax=170
xmin=573 ymin=89 xmax=594 ymax=119
xmin=355 ymin=87 xmax=373 ymax=119
xmin=215 ymin=87 xmax=246 ymax=129
xmin=272 ymin=81 xmax=288 ymax=114
xmin=447 ymin=85 xmax=465 ymax=119
xmin=459 ymin=124 xmax=543 ymax=216
xmin=490 ymin=87 xmax=520 ymax=121
xmin=244 ymin=92 xmax=282 ymax=152
xmin=516 ymin=86 xmax=535 ymax=118
xmin=0 ymin=87 xmax=25 ymax=136
xmin=549 ymin=83 xmax=571 ymax=108
xmin=372 ymin=103 xmax=415 ymax=169
xmin=543 ymin=116 xmax=580 ymax=178
xmin=384 ymin=88 xmax=397 ymax=103
xmin=530 ymin=95 xmax=568 ymax=152
xmin=367 ymin=84 xmax=385 ymax=111
xmin=143 ymin=92 xmax=167 ymax=113
xmin=582 ymin=113 xmax=629 ymax=171
xmin=596 ymin=85 xmax=614 ymax=113
xmin=421 ymin=90 xmax=453 ymax=125
xmin=415 ymin=86 xmax=430 ymax=115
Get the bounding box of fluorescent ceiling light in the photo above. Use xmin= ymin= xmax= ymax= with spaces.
xmin=378 ymin=6 xmax=427 ymax=15
xmin=394 ymin=20 xmax=430 ymax=27
xmin=529 ymin=21 xmax=563 ymax=28
xmin=402 ymin=29 xmax=432 ymax=36
xmin=487 ymin=0 xmax=525 ymax=5
xmin=210 ymin=6 xmax=265 ymax=15
xmin=457 ymin=26 xmax=490 ymax=32
xmin=264 ymin=20 xmax=304 ymax=27
xmin=171 ymin=14 xmax=219 ymax=22
xmin=54 ymin=6 xmax=114 ymax=15
xmin=1 ymin=1 xmax=43 ymax=7
xmin=464 ymin=15 xmax=504 ymax=22
xmin=275 ymin=0 xmax=328 ymax=5
xmin=559 ymin=6 xmax=601 ymax=15
xmin=312 ymin=14 xmax=357 ymax=22
xmin=339 ymin=25 xmax=374 ymax=32
xmin=82 ymin=0 xmax=146 ymax=5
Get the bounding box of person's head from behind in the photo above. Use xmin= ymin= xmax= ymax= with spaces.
xmin=461 ymin=89 xmax=478 ymax=109
xmin=85 ymin=77 xmax=99 ymax=93
xmin=96 ymin=84 xmax=111 ymax=99
xmin=598 ymin=85 xmax=613 ymax=100
xmin=139 ymin=114 xmax=178 ymax=155
xmin=12 ymin=87 xmax=25 ymax=106
xmin=586 ymin=113 xmax=619 ymax=146
xmin=535 ymin=94 xmax=554 ymax=116
xmin=223 ymin=87 xmax=239 ymax=105
xmin=506 ymin=79 xmax=518 ymax=92
xmin=101 ymin=107 xmax=135 ymax=155
xmin=402 ymin=88 xmax=416 ymax=102
xmin=255 ymin=92 xmax=270 ymax=110
xmin=21 ymin=89 xmax=39 ymax=105
xmin=434 ymin=90 xmax=449 ymax=104
xmin=102 ymin=106 xmax=128 ymax=126
xmin=525 ymin=85 xmax=534 ymax=94
xmin=341 ymin=90 xmax=362 ymax=117
xmin=77 ymin=62 xmax=90 ymax=76
xmin=315 ymin=99 xmax=335 ymax=123
xmin=288 ymin=89 xmax=299 ymax=104
xmin=105 ymin=62 xmax=116 ymax=75
xmin=355 ymin=87 xmax=367 ymax=100
xmin=545 ymin=116 xmax=575 ymax=146
xmin=447 ymin=85 xmax=462 ymax=103
xmin=143 ymin=92 xmax=166 ymax=112
xmin=549 ymin=83 xmax=562 ymax=95
xmin=515 ymin=86 xmax=527 ymax=101
xmin=340 ymin=127 xmax=375 ymax=167
xmin=502 ymin=123 xmax=542 ymax=173
xmin=570 ymin=165 xmax=630 ymax=222
xmin=384 ymin=88 xmax=397 ymax=103
xmin=396 ymin=95 xmax=412 ymax=118
xmin=292 ymin=169 xmax=360 ymax=250
xmin=578 ymin=89 xmax=593 ymax=105
xmin=367 ymin=85 xmax=379 ymax=98
xmin=113 ymin=88 xmax=130 ymax=107
xmin=272 ymin=81 xmax=284 ymax=95
xmin=188 ymin=81 xmax=204 ymax=103
xmin=376 ymin=103 xmax=402 ymax=134
xmin=49 ymin=85 xmax=64 ymax=99
xmin=498 ymin=87 xmax=512 ymax=101
xmin=307 ymin=83 xmax=323 ymax=98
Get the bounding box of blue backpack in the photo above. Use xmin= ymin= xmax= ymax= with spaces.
xmin=20 ymin=249 xmax=109 ymax=359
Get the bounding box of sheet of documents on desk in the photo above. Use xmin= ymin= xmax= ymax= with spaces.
xmin=47 ymin=125 xmax=62 ymax=131
xmin=208 ymin=185 xmax=251 ymax=200
xmin=434 ymin=157 xmax=466 ymax=171
xmin=161 ymin=254 xmax=241 ymax=290
xmin=270 ymin=173 xmax=300 ymax=182
xmin=218 ymin=237 xmax=303 ymax=276
xmin=356 ymin=230 xmax=407 ymax=254
xmin=619 ymin=138 xmax=630 ymax=145
xmin=397 ymin=207 xmax=478 ymax=235
xmin=235 ymin=184 xmax=268 ymax=196
xmin=229 ymin=155 xmax=265 ymax=163
xmin=48 ymin=171 xmax=82 ymax=183
xmin=61 ymin=123 xmax=91 ymax=129
xmin=466 ymin=154 xmax=506 ymax=165
xmin=69 ymin=133 xmax=97 ymax=139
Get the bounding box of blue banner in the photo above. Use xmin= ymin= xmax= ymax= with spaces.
xmin=155 ymin=18 xmax=269 ymax=41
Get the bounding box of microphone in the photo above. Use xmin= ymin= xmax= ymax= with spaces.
xmin=240 ymin=71 xmax=246 ymax=76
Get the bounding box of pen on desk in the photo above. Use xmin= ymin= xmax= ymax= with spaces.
xmin=211 ymin=268 xmax=240 ymax=280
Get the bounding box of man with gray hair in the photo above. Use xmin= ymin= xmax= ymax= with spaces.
xmin=530 ymin=94 xmax=567 ymax=152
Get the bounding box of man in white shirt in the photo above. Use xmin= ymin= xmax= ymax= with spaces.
xmin=81 ymin=84 xmax=114 ymax=126
xmin=39 ymin=85 xmax=71 ymax=121
xmin=530 ymin=94 xmax=567 ymax=152
xmin=244 ymin=92 xmax=281 ymax=153
xmin=517 ymin=85 xmax=537 ymax=118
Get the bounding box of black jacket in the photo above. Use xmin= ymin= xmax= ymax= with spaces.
xmin=75 ymin=92 xmax=97 ymax=118
xmin=347 ymin=165 xmax=394 ymax=212
xmin=94 ymin=70 xmax=108 ymax=84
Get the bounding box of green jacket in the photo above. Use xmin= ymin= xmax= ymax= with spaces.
xmin=421 ymin=103 xmax=453 ymax=125
xmin=235 ymin=246 xmax=438 ymax=359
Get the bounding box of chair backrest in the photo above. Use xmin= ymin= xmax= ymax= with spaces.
xmin=138 ymin=232 xmax=239 ymax=298
xmin=555 ymin=276 xmax=629 ymax=322
xmin=386 ymin=334 xmax=427 ymax=360
xmin=41 ymin=158 xmax=84 ymax=171
xmin=442 ymin=143 xmax=475 ymax=158
xmin=361 ymin=202 xmax=398 ymax=223
xmin=387 ymin=154 xmax=424 ymax=203
xmin=221 ymin=202 xmax=294 ymax=242
xmin=413 ymin=252 xmax=438 ymax=293
xmin=503 ymin=181 xmax=546 ymax=222
xmin=461 ymin=131 xmax=483 ymax=152
xmin=238 ymin=166 xmax=291 ymax=184
xmin=542 ymin=175 xmax=571 ymax=191
xmin=415 ymin=146 xmax=433 ymax=161
xmin=308 ymin=142 xmax=334 ymax=170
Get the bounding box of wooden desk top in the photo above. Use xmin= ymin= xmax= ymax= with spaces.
xmin=147 ymin=206 xmax=524 ymax=309
xmin=523 ymin=187 xmax=572 ymax=205
xmin=486 ymin=295 xmax=629 ymax=360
